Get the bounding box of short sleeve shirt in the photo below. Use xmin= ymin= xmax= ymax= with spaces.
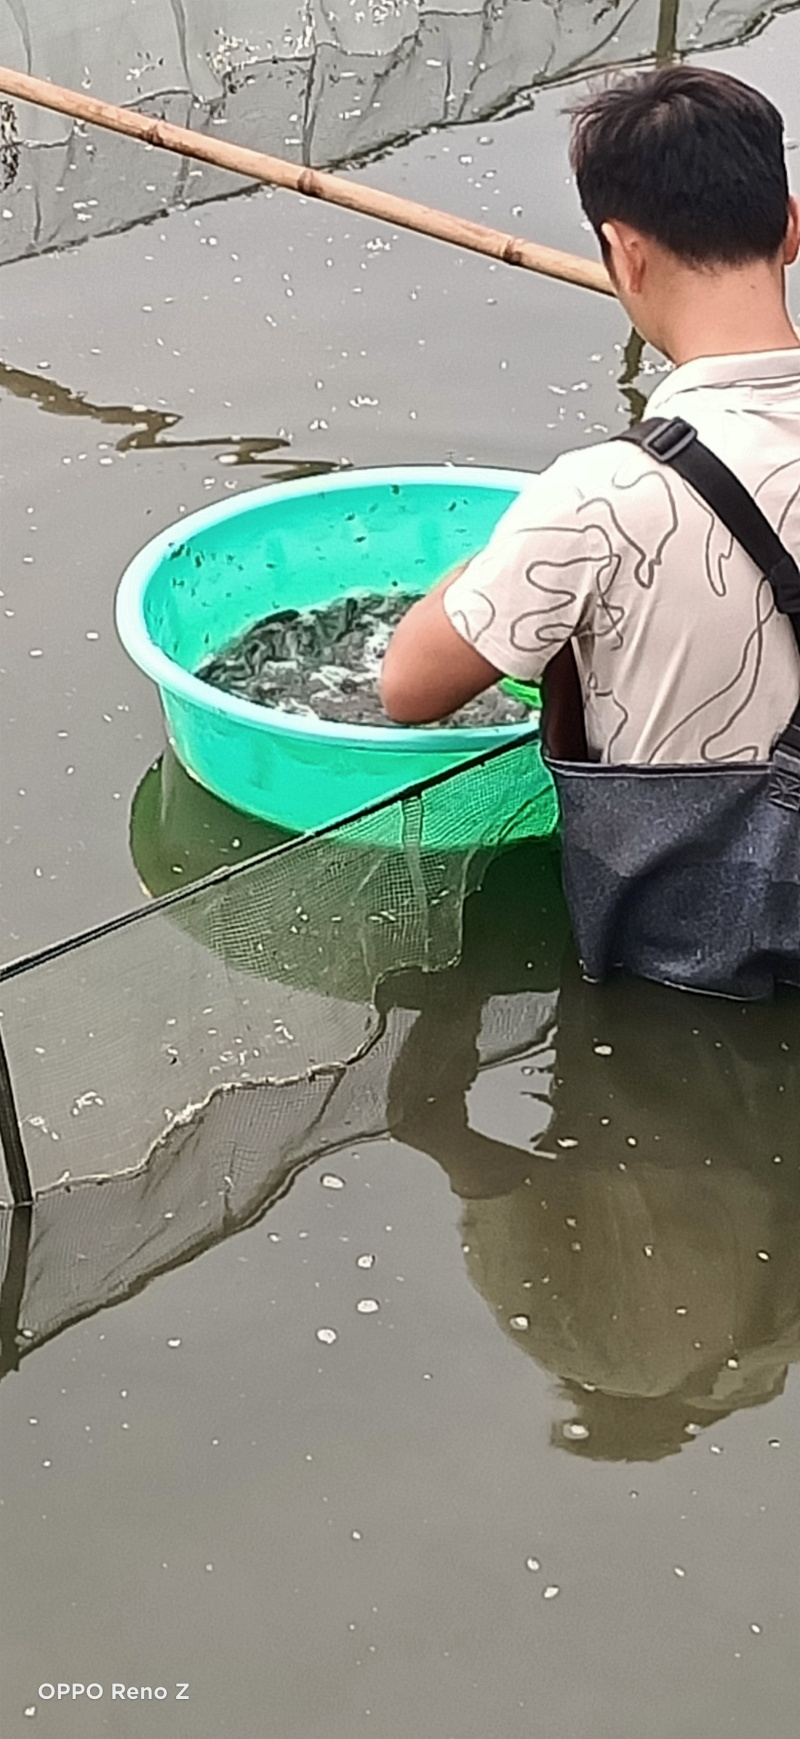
xmin=443 ymin=349 xmax=800 ymax=764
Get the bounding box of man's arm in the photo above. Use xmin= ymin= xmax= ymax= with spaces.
xmin=380 ymin=565 xmax=588 ymax=756
xmin=381 ymin=460 xmax=595 ymax=748
xmin=380 ymin=566 xmax=501 ymax=724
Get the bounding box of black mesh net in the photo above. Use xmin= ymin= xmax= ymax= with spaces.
xmin=0 ymin=736 xmax=560 ymax=1370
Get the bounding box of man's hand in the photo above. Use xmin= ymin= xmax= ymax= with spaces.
xmin=380 ymin=567 xmax=500 ymax=724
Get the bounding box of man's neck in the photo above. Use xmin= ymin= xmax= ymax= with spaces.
xmin=658 ymin=262 xmax=799 ymax=367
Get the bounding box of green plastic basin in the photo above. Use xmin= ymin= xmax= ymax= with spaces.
xmin=116 ymin=465 xmax=553 ymax=840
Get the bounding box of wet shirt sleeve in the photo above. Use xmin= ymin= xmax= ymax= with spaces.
xmin=443 ymin=455 xmax=593 ymax=682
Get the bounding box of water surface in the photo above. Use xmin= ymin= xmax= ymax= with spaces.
xmin=1 ymin=5 xmax=799 ymax=1733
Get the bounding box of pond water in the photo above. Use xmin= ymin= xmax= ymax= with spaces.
xmin=1 ymin=3 xmax=799 ymax=1733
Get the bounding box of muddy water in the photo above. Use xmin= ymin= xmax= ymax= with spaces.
xmin=1 ymin=6 xmax=800 ymax=1735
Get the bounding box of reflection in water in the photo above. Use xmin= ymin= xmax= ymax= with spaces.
xmin=130 ymin=746 xmax=291 ymax=896
xmin=655 ymin=0 xmax=682 ymax=60
xmin=0 ymin=346 xmax=656 ymax=496
xmin=3 ymin=751 xmax=799 ymax=1466
xmin=615 ymin=0 xmax=678 ymax=423
xmin=384 ymin=846 xmax=800 ymax=1461
xmin=618 ymin=329 xmax=648 ymax=426
xmin=0 ymin=1203 xmax=31 ymax=1375
xmin=132 ymin=760 xmax=800 ymax=1461
xmin=0 ymin=359 xmax=341 ymax=479
xmin=1 ymin=0 xmax=796 ymax=265
xmin=0 ymin=98 xmax=19 ymax=189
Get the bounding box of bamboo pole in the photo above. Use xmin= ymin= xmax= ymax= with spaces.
xmin=0 ymin=64 xmax=613 ymax=298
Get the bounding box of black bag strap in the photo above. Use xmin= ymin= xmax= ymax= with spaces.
xmin=618 ymin=416 xmax=800 ymax=813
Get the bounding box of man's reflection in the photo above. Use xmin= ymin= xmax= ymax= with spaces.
xmin=385 ymin=842 xmax=800 ymax=1461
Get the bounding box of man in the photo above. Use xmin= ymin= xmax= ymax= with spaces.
xmin=381 ymin=66 xmax=800 ymax=997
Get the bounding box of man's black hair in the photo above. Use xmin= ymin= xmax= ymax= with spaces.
xmin=570 ymin=66 xmax=790 ymax=265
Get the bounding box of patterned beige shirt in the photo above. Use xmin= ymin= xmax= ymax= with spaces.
xmin=444 ymin=349 xmax=800 ymax=763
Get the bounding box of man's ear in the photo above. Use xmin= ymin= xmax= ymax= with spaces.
xmin=600 ymin=221 xmax=646 ymax=294
xmin=783 ymin=195 xmax=800 ymax=267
